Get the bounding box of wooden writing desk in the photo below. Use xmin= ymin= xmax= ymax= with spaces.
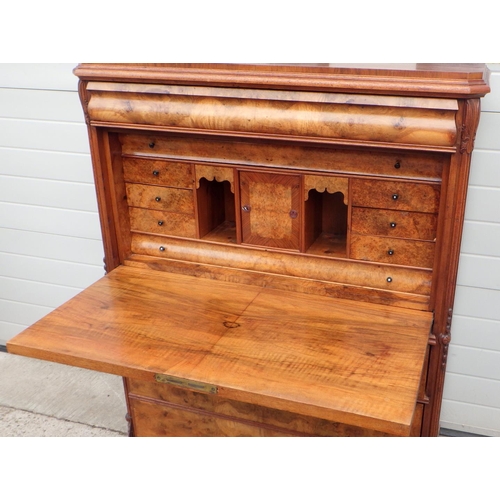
xmin=7 ymin=64 xmax=490 ymax=436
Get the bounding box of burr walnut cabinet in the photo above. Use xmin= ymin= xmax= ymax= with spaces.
xmin=7 ymin=64 xmax=490 ymax=436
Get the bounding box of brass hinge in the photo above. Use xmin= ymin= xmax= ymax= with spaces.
xmin=155 ymin=373 xmax=218 ymax=394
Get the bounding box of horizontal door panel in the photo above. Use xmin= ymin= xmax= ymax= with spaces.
xmin=0 ymin=202 xmax=102 ymax=239
xmin=0 ymin=87 xmax=84 ymax=122
xmin=0 ymin=175 xmax=98 ymax=212
xmin=0 ymin=148 xmax=93 ymax=183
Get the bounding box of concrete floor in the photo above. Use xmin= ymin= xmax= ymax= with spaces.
xmin=0 ymin=351 xmax=128 ymax=437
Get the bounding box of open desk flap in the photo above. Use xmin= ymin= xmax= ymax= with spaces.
xmin=7 ymin=265 xmax=432 ymax=436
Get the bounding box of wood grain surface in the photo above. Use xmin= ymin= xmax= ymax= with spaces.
xmin=351 ymin=207 xmax=438 ymax=240
xmin=8 ymin=265 xmax=432 ymax=435
xmin=122 ymin=157 xmax=194 ymax=188
xmin=351 ymin=179 xmax=440 ymax=213
xmin=120 ymin=133 xmax=447 ymax=180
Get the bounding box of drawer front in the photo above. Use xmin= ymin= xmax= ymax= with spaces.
xmin=129 ymin=397 xmax=292 ymax=437
xmin=351 ymin=207 xmax=438 ymax=241
xmin=123 ymin=157 xmax=194 ymax=188
xmin=131 ymin=234 xmax=433 ymax=296
xmin=126 ymin=184 xmax=194 ymax=213
xmin=120 ymin=134 xmax=446 ymax=181
xmin=350 ymin=235 xmax=435 ymax=268
xmin=127 ymin=379 xmax=389 ymax=437
xmin=351 ymin=179 xmax=440 ymax=213
xmin=129 ymin=207 xmax=196 ymax=238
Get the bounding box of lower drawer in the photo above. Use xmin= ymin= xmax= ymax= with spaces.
xmin=126 ymin=378 xmax=390 ymax=437
xmin=129 ymin=397 xmax=292 ymax=437
xmin=350 ymin=234 xmax=435 ymax=268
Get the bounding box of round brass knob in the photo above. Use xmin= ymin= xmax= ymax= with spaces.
xmin=149 ymin=141 xmax=155 ymax=148
xmin=388 ymin=249 xmax=394 ymax=256
xmin=159 ymin=246 xmax=165 ymax=252
xmin=155 ymin=196 xmax=161 ymax=202
xmin=392 ymin=194 xmax=399 ymax=200
xmin=390 ymin=222 xmax=397 ymax=228
xmin=153 ymin=170 xmax=160 ymax=176
xmin=394 ymin=161 xmax=401 ymax=169
xmin=158 ymin=220 xmax=164 ymax=226
xmin=387 ymin=277 xmax=393 ymax=283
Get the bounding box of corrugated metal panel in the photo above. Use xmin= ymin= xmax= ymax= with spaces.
xmin=0 ymin=63 xmax=103 ymax=345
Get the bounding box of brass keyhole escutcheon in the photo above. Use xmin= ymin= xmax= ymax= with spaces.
xmin=242 ymin=205 xmax=251 ymax=212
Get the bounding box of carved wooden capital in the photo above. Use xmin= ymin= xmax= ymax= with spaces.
xmin=438 ymin=308 xmax=453 ymax=369
xmin=460 ymin=99 xmax=481 ymax=154
xmin=77 ymin=80 xmax=91 ymax=126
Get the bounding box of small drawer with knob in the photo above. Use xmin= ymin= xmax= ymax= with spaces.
xmin=350 ymin=235 xmax=435 ymax=268
xmin=123 ymin=157 xmax=194 ymax=188
xmin=351 ymin=207 xmax=438 ymax=240
xmin=126 ymin=184 xmax=195 ymax=213
xmin=351 ymin=179 xmax=440 ymax=213
xmin=129 ymin=207 xmax=196 ymax=238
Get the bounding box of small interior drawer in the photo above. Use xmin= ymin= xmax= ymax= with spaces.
xmin=350 ymin=234 xmax=435 ymax=268
xmin=351 ymin=179 xmax=440 ymax=213
xmin=351 ymin=207 xmax=438 ymax=241
xmin=129 ymin=207 xmax=197 ymax=238
xmin=122 ymin=157 xmax=194 ymax=188
xmin=126 ymin=183 xmax=194 ymax=212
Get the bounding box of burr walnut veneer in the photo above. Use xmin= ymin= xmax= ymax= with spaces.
xmin=7 ymin=64 xmax=490 ymax=437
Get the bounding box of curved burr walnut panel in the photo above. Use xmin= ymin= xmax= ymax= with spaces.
xmin=130 ymin=234 xmax=432 ymax=296
xmin=86 ymin=83 xmax=458 ymax=150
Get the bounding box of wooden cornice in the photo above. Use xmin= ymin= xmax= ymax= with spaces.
xmin=74 ymin=63 xmax=491 ymax=98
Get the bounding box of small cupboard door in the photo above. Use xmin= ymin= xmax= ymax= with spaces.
xmin=239 ymin=171 xmax=301 ymax=250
